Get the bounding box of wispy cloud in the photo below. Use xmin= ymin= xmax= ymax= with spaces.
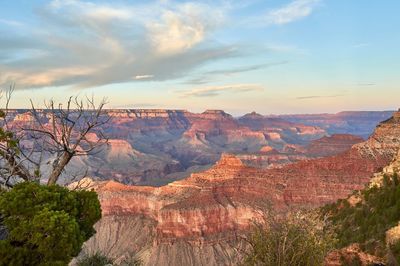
xmin=265 ymin=0 xmax=320 ymax=25
xmin=205 ymin=61 xmax=288 ymax=76
xmin=134 ymin=75 xmax=154 ymax=80
xmin=0 ymin=19 xmax=23 ymax=27
xmin=179 ymin=84 xmax=263 ymax=97
xmin=357 ymin=83 xmax=376 ymax=86
xmin=352 ymin=43 xmax=370 ymax=48
xmin=0 ymin=0 xmax=232 ymax=89
xmin=148 ymin=3 xmax=223 ymax=55
xmin=296 ymin=94 xmax=344 ymax=100
xmin=183 ymin=61 xmax=288 ymax=85
xmin=112 ymin=103 xmax=158 ymax=108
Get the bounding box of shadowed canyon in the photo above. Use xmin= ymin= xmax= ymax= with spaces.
xmin=47 ymin=109 xmax=398 ymax=265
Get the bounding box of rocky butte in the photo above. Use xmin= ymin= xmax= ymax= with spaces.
xmin=275 ymin=111 xmax=394 ymax=138
xmin=6 ymin=108 xmax=376 ymax=186
xmin=76 ymin=110 xmax=400 ymax=265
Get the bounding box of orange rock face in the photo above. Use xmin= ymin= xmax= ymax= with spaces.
xmin=325 ymin=244 xmax=384 ymax=266
xmin=305 ymin=134 xmax=364 ymax=157
xmin=6 ymin=109 xmax=389 ymax=187
xmin=78 ymin=111 xmax=400 ymax=265
xmin=95 ymin=112 xmax=399 ymax=240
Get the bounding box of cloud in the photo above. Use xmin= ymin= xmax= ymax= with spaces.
xmin=352 ymin=43 xmax=370 ymax=48
xmin=296 ymin=94 xmax=344 ymax=100
xmin=112 ymin=103 xmax=158 ymax=108
xmin=0 ymin=19 xmax=23 ymax=27
xmin=0 ymin=0 xmax=232 ymax=89
xmin=179 ymin=84 xmax=263 ymax=97
xmin=205 ymin=61 xmax=288 ymax=76
xmin=148 ymin=3 xmax=223 ymax=55
xmin=265 ymin=0 xmax=320 ymax=25
xmin=357 ymin=83 xmax=376 ymax=86
xmin=134 ymin=75 xmax=154 ymax=80
xmin=183 ymin=61 xmax=288 ymax=85
xmin=49 ymin=0 xmax=133 ymax=21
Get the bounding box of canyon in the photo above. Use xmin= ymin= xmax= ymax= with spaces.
xmin=276 ymin=111 xmax=394 ymax=139
xmin=4 ymin=109 xmax=392 ymax=187
xmin=75 ymin=110 xmax=400 ymax=265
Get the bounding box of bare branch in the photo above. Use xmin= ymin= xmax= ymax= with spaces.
xmin=0 ymin=87 xmax=109 ymax=186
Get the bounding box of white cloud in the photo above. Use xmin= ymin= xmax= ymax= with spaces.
xmin=49 ymin=0 xmax=133 ymax=21
xmin=134 ymin=75 xmax=154 ymax=80
xmin=265 ymin=0 xmax=320 ymax=25
xmin=148 ymin=3 xmax=223 ymax=55
xmin=0 ymin=1 xmax=232 ymax=89
xmin=180 ymin=84 xmax=263 ymax=97
xmin=0 ymin=19 xmax=23 ymax=27
xmin=352 ymin=43 xmax=370 ymax=48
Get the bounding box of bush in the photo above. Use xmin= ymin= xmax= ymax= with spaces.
xmin=0 ymin=182 xmax=101 ymax=265
xmin=77 ymin=252 xmax=113 ymax=266
xmin=119 ymin=255 xmax=142 ymax=266
xmin=76 ymin=252 xmax=142 ymax=266
xmin=322 ymin=172 xmax=400 ymax=257
xmin=388 ymin=240 xmax=400 ymax=265
xmin=243 ymin=211 xmax=336 ymax=266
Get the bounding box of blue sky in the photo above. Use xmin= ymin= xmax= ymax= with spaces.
xmin=0 ymin=0 xmax=399 ymax=114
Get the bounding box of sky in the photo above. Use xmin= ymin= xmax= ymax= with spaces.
xmin=0 ymin=0 xmax=399 ymax=115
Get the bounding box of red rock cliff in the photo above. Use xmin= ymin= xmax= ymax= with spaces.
xmin=79 ymin=111 xmax=400 ymax=266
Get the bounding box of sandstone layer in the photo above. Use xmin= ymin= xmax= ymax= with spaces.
xmin=4 ymin=109 xmax=392 ymax=186
xmin=78 ymin=110 xmax=400 ymax=266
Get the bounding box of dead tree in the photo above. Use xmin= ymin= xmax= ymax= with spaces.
xmin=0 ymin=85 xmax=109 ymax=187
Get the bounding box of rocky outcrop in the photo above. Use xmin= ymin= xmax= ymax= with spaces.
xmin=325 ymin=244 xmax=384 ymax=266
xmin=276 ymin=111 xmax=394 ymax=138
xmin=238 ymin=111 xmax=326 ymax=144
xmin=305 ymin=134 xmax=364 ymax=157
xmin=237 ymin=134 xmax=363 ymax=169
xmin=79 ymin=110 xmax=400 ymax=265
xmin=0 ymin=215 xmax=7 ymax=240
xmin=4 ymin=109 xmax=390 ymax=186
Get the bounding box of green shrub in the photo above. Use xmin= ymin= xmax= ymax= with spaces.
xmin=243 ymin=211 xmax=336 ymax=266
xmin=322 ymin=172 xmax=400 ymax=257
xmin=77 ymin=252 xmax=113 ymax=266
xmin=119 ymin=255 xmax=142 ymax=266
xmin=0 ymin=182 xmax=101 ymax=265
xmin=340 ymin=255 xmax=362 ymax=266
xmin=76 ymin=252 xmax=142 ymax=266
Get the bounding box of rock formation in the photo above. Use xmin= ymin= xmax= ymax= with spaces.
xmin=3 ymin=109 xmax=391 ymax=186
xmin=305 ymin=134 xmax=364 ymax=157
xmin=76 ymin=110 xmax=400 ymax=265
xmin=324 ymin=244 xmax=384 ymax=266
xmin=275 ymin=111 xmax=394 ymax=138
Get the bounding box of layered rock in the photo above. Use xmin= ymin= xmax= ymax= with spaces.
xmin=237 ymin=134 xmax=362 ymax=169
xmin=305 ymin=134 xmax=364 ymax=157
xmin=325 ymin=244 xmax=384 ymax=266
xmin=4 ymin=109 xmax=391 ymax=186
xmin=276 ymin=111 xmax=394 ymax=138
xmin=79 ymin=110 xmax=400 ymax=265
xmin=238 ymin=111 xmax=326 ymax=145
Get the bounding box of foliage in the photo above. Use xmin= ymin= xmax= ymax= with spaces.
xmin=321 ymin=172 xmax=400 ymax=257
xmin=76 ymin=252 xmax=113 ymax=266
xmin=0 ymin=85 xmax=109 ymax=187
xmin=76 ymin=252 xmax=142 ymax=266
xmin=340 ymin=255 xmax=362 ymax=266
xmin=0 ymin=182 xmax=101 ymax=266
xmin=119 ymin=254 xmax=142 ymax=266
xmin=388 ymin=240 xmax=400 ymax=265
xmin=243 ymin=211 xmax=336 ymax=266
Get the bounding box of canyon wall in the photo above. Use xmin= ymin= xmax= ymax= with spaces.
xmin=4 ymin=109 xmax=389 ymax=186
xmin=276 ymin=111 xmax=394 ymax=138
xmin=77 ymin=110 xmax=400 ymax=266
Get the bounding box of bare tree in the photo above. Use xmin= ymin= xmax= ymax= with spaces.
xmin=0 ymin=85 xmax=109 ymax=187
